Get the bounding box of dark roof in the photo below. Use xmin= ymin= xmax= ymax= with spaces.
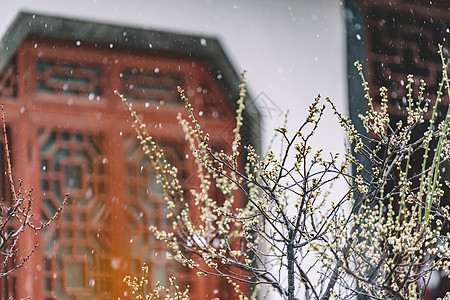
xmin=0 ymin=11 xmax=261 ymax=149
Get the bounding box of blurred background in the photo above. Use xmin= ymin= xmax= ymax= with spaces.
xmin=1 ymin=1 xmax=449 ymax=299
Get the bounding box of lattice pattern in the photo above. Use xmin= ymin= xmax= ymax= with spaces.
xmin=366 ymin=6 xmax=450 ymax=112
xmin=0 ymin=58 xmax=18 ymax=99
xmin=38 ymin=130 xmax=190 ymax=299
xmin=36 ymin=59 xmax=102 ymax=98
xmin=0 ymin=37 xmax=239 ymax=299
xmin=123 ymin=135 xmax=189 ymax=287
xmin=39 ymin=129 xmax=112 ymax=300
xmin=121 ymin=68 xmax=182 ymax=104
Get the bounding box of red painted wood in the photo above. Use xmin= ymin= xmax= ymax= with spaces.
xmin=0 ymin=37 xmax=240 ymax=300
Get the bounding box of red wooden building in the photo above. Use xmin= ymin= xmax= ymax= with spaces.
xmin=0 ymin=12 xmax=259 ymax=300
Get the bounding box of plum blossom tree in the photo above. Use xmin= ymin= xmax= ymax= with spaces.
xmin=118 ymin=46 xmax=450 ymax=300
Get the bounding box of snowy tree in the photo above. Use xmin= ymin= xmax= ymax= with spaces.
xmin=118 ymin=46 xmax=450 ymax=300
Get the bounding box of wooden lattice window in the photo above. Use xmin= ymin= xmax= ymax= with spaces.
xmin=0 ymin=34 xmax=236 ymax=300
xmin=120 ymin=68 xmax=182 ymax=104
xmin=36 ymin=58 xmax=103 ymax=98
xmin=364 ymin=4 xmax=450 ymax=114
xmin=39 ymin=129 xmax=112 ymax=299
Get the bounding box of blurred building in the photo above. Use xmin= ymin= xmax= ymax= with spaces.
xmin=0 ymin=12 xmax=259 ymax=300
xmin=0 ymin=1 xmax=449 ymax=299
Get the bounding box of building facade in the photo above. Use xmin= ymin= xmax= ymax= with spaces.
xmin=0 ymin=12 xmax=258 ymax=300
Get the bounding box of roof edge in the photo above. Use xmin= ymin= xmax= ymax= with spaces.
xmin=0 ymin=11 xmax=261 ymax=151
